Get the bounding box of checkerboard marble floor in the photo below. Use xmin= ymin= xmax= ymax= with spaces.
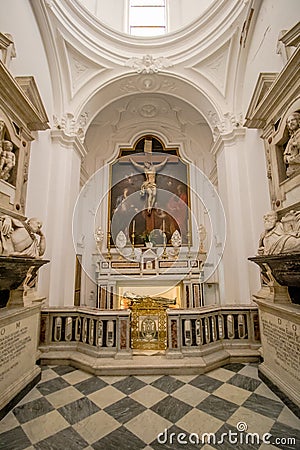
xmin=1 ymin=363 xmax=299 ymax=449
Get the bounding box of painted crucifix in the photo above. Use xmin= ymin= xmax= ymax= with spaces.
xmin=129 ymin=139 xmax=168 ymax=215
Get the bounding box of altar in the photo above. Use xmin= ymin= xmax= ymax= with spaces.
xmin=94 ymin=247 xmax=207 ymax=311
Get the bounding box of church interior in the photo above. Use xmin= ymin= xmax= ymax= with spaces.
xmin=0 ymin=1 xmax=299 ymax=448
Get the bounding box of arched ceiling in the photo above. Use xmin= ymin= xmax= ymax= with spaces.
xmin=32 ymin=0 xmax=256 ymax=136
xmin=83 ymin=91 xmax=214 ymax=178
xmin=77 ymin=0 xmax=216 ymax=37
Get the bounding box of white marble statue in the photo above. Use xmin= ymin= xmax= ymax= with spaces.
xmin=0 ymin=140 xmax=15 ymax=181
xmin=258 ymin=210 xmax=300 ymax=255
xmin=0 ymin=215 xmax=46 ymax=258
xmin=283 ymin=111 xmax=300 ymax=177
xmin=94 ymin=226 xmax=104 ymax=250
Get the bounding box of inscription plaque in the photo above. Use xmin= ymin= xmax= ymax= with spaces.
xmin=0 ymin=311 xmax=39 ymax=397
xmin=260 ymin=311 xmax=300 ymax=383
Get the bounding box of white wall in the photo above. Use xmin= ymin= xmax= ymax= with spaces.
xmin=0 ymin=0 xmax=55 ymax=299
xmin=0 ymin=1 xmax=83 ymax=306
xmin=167 ymin=0 xmax=214 ymax=33
xmin=0 ymin=1 xmax=53 ymax=112
xmin=242 ymin=0 xmax=300 ymax=114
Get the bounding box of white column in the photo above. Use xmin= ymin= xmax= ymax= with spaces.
xmin=44 ymin=129 xmax=86 ymax=307
xmin=213 ymin=128 xmax=270 ymax=304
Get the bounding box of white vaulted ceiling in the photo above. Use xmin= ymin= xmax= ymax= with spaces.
xmin=31 ymin=0 xmax=258 ymax=135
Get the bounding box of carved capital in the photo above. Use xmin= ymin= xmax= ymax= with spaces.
xmin=52 ymin=112 xmax=89 ymax=145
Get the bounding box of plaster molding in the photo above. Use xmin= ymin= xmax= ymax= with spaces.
xmin=31 ymin=0 xmax=249 ymax=110
xmin=105 ymin=96 xmax=191 ymax=134
xmin=211 ymin=127 xmax=246 ymax=157
xmin=53 ymin=112 xmax=88 ymax=143
xmin=119 ymin=74 xmax=177 ymax=93
xmin=244 ymin=72 xmax=278 ymax=128
xmin=244 ymin=46 xmax=300 ymax=131
xmin=51 ymin=113 xmax=88 ymax=159
xmin=279 ymin=22 xmax=300 ymax=48
xmin=209 ymin=162 xmax=218 ymax=186
xmin=80 ymin=165 xmax=89 ymax=186
xmin=209 ymin=111 xmax=244 ymax=142
xmin=189 ymin=41 xmax=231 ymax=96
xmin=125 ymin=55 xmax=173 ymax=74
xmin=0 ymin=33 xmax=16 ymax=69
xmin=60 ymin=0 xmax=248 ymax=54
xmin=65 ymin=41 xmax=110 ymax=95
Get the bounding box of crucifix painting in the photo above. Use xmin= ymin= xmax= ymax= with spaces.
xmin=110 ymin=136 xmax=189 ymax=246
xmin=129 ymin=155 xmax=168 ymax=215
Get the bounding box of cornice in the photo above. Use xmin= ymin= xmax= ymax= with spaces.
xmin=211 ymin=127 xmax=246 ymax=157
xmin=0 ymin=61 xmax=49 ymax=137
xmin=279 ymin=21 xmax=300 ymax=48
xmin=243 ymin=73 xmax=278 ymax=128
xmin=15 ymin=76 xmax=49 ymax=129
xmin=0 ymin=32 xmax=13 ymax=49
xmin=51 ymin=128 xmax=87 ymax=160
xmin=244 ymin=46 xmax=300 ymax=130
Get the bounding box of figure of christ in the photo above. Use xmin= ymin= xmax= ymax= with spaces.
xmin=129 ymin=157 xmax=168 ymax=215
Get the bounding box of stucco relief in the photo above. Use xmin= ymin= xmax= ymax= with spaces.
xmin=53 ymin=112 xmax=88 ymax=142
xmin=190 ymin=42 xmax=230 ymax=95
xmin=208 ymin=111 xmax=243 ymax=140
xmin=125 ymin=55 xmax=173 ymax=74
xmin=120 ymin=75 xmax=177 ymax=94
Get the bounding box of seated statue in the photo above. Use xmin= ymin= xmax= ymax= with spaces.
xmin=0 ymin=215 xmax=46 ymax=258
xmin=258 ymin=210 xmax=300 ymax=255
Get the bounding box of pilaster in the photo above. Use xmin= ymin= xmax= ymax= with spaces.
xmin=213 ymin=127 xmax=267 ymax=304
xmin=45 ymin=127 xmax=86 ymax=307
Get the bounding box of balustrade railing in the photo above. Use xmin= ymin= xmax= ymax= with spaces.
xmin=167 ymin=305 xmax=260 ymax=354
xmin=40 ymin=308 xmax=131 ymax=356
xmin=39 ymin=305 xmax=260 ymax=361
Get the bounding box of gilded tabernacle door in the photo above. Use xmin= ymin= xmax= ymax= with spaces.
xmin=129 ymin=296 xmax=173 ymax=350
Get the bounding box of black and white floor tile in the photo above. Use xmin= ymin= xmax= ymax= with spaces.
xmin=0 ymin=363 xmax=299 ymax=449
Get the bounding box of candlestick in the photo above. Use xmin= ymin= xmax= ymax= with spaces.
xmin=106 ymin=220 xmax=112 ymax=260
xmin=131 ymin=225 xmax=136 ymax=260
xmin=187 ymin=216 xmax=191 ymax=259
xmin=162 ymin=223 xmax=168 ymax=259
xmin=162 ymin=219 xmax=165 ymax=233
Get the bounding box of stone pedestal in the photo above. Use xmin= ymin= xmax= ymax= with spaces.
xmin=249 ymin=253 xmax=300 ymax=303
xmin=0 ymin=256 xmax=49 ymax=308
xmin=255 ymin=299 xmax=300 ymax=411
xmin=0 ymin=304 xmax=42 ymax=419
